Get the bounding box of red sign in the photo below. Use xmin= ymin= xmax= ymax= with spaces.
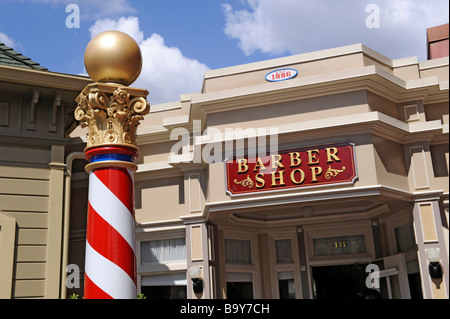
xmin=226 ymin=142 xmax=357 ymax=196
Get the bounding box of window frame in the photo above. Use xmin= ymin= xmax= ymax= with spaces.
xmin=140 ymin=237 xmax=187 ymax=265
xmin=222 ymin=230 xmax=262 ymax=299
xmin=305 ymin=220 xmax=374 ymax=265
xmin=136 ymin=226 xmax=187 ymax=293
xmin=267 ymin=229 xmax=302 ymax=299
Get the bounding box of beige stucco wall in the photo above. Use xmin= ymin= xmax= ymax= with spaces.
xmin=419 ymin=57 xmax=449 ymax=81
xmin=205 ymin=91 xmax=371 ymax=131
xmin=373 ymin=136 xmax=409 ymax=190
xmin=135 ymin=176 xmax=187 ymax=223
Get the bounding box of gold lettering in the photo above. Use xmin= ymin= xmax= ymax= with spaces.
xmin=255 ymin=173 xmax=265 ymax=188
xmin=290 ymin=169 xmax=305 ymax=184
xmin=271 ymin=154 xmax=284 ymax=168
xmin=254 ymin=157 xmax=267 ymax=172
xmin=237 ymin=158 xmax=248 ymax=173
xmin=289 ymin=152 xmax=301 ymax=167
xmin=271 ymin=171 xmax=285 ymax=187
xmin=307 ymin=149 xmax=320 ymax=165
xmin=326 ymin=147 xmax=340 ymax=163
xmin=310 ymin=166 xmax=322 ymax=182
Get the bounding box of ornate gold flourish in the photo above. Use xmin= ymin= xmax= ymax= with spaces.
xmin=234 ymin=175 xmax=254 ymax=188
xmin=75 ymin=83 xmax=150 ymax=148
xmin=325 ymin=165 xmax=346 ymax=180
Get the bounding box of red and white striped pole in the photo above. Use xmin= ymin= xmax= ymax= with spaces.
xmin=83 ymin=146 xmax=138 ymax=299
xmin=74 ymin=31 xmax=149 ymax=299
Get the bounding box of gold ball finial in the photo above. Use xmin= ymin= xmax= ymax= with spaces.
xmin=84 ymin=30 xmax=142 ymax=86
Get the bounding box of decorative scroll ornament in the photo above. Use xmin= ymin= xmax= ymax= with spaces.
xmin=234 ymin=175 xmax=254 ymax=188
xmin=325 ymin=165 xmax=346 ymax=180
xmin=75 ymin=83 xmax=150 ymax=149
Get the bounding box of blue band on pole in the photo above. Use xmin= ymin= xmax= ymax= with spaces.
xmin=90 ymin=153 xmax=133 ymax=163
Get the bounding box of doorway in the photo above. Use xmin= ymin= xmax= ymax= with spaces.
xmin=312 ymin=264 xmax=368 ymax=299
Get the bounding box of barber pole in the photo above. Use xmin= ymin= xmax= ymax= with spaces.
xmin=84 ymin=146 xmax=138 ymax=299
xmin=75 ymin=30 xmax=150 ymax=299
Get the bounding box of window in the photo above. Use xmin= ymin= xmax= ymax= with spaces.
xmin=395 ymin=224 xmax=416 ymax=253
xmin=141 ymin=238 xmax=186 ymax=264
xmin=223 ymin=234 xmax=259 ymax=298
xmin=313 ymin=235 xmax=366 ymax=257
xmin=139 ymin=233 xmax=187 ymax=298
xmin=225 ymin=239 xmax=252 ymax=264
xmin=141 ymin=272 xmax=187 ymax=299
xmin=278 ymin=271 xmax=295 ymax=299
xmin=275 ymin=239 xmax=293 ymax=263
xmin=226 ymin=272 xmax=253 ymax=299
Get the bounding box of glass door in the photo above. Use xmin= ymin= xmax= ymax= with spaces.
xmin=311 ymin=264 xmax=369 ymax=299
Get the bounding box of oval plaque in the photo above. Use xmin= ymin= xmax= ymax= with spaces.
xmin=265 ymin=68 xmax=298 ymax=82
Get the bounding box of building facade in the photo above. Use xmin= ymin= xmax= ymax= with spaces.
xmin=1 ymin=26 xmax=449 ymax=299
xmin=0 ymin=43 xmax=91 ymax=298
xmin=124 ymin=43 xmax=449 ymax=300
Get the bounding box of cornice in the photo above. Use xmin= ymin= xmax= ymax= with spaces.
xmin=203 ymin=44 xmax=393 ymax=80
xmin=193 ymin=65 xmax=445 ymax=117
xmin=0 ymin=64 xmax=92 ymax=92
xmin=137 ymin=65 xmax=448 ymax=145
xmin=204 ymin=185 xmax=445 ymax=218
xmin=134 ymin=161 xmax=183 ymax=181
xmin=189 ymin=112 xmax=445 ymax=147
xmin=227 ymin=203 xmax=390 ymax=228
xmin=0 ymin=133 xmax=70 ymax=147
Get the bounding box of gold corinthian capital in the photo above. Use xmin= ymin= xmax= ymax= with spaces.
xmin=75 ymin=82 xmax=150 ymax=150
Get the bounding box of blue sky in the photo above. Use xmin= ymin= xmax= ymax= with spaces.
xmin=0 ymin=0 xmax=448 ymax=104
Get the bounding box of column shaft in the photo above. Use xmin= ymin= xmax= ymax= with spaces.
xmin=84 ymin=146 xmax=137 ymax=299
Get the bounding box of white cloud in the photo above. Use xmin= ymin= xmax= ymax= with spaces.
xmin=138 ymin=33 xmax=209 ymax=104
xmin=0 ymin=31 xmax=26 ymax=54
xmin=88 ymin=17 xmax=210 ymax=105
xmin=0 ymin=32 xmax=16 ymax=48
xmin=222 ymin=0 xmax=449 ymax=61
xmin=89 ymin=16 xmax=144 ymax=43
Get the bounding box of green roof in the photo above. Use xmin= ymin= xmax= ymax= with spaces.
xmin=0 ymin=42 xmax=48 ymax=71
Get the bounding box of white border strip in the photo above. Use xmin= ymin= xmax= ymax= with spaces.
xmin=89 ymin=172 xmax=136 ymax=252
xmin=85 ymin=241 xmax=136 ymax=299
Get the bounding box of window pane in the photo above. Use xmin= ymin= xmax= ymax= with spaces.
xmin=226 ymin=272 xmax=252 ymax=282
xmin=141 ymin=238 xmax=186 ymax=264
xmin=141 ymin=285 xmax=187 ymax=299
xmin=141 ymin=273 xmax=187 ymax=286
xmin=278 ymin=271 xmax=295 ymax=299
xmin=395 ymin=224 xmax=416 ymax=253
xmin=275 ymin=239 xmax=293 ymax=263
xmin=226 ymin=272 xmax=253 ymax=299
xmin=225 ymin=239 xmax=251 ymax=264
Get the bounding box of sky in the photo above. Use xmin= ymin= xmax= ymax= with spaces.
xmin=0 ymin=0 xmax=448 ymax=105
